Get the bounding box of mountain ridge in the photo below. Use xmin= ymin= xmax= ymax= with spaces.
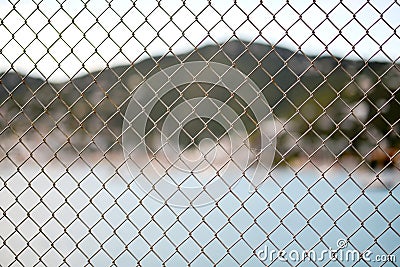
xmin=0 ymin=40 xmax=399 ymax=165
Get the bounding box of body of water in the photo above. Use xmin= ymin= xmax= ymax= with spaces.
xmin=0 ymin=156 xmax=399 ymax=266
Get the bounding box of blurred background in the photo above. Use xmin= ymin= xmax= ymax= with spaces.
xmin=0 ymin=0 xmax=399 ymax=266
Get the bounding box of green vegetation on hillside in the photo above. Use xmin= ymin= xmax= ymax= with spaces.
xmin=1 ymin=40 xmax=399 ymax=167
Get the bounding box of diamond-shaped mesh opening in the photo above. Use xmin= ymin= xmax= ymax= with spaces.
xmin=1 ymin=0 xmax=399 ymax=266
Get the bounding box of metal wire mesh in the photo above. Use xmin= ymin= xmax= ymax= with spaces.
xmin=0 ymin=0 xmax=399 ymax=266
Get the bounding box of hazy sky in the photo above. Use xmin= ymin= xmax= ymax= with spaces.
xmin=0 ymin=0 xmax=399 ymax=82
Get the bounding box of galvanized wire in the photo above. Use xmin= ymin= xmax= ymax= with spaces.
xmin=0 ymin=0 xmax=399 ymax=266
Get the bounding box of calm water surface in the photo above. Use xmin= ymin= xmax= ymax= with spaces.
xmin=0 ymin=158 xmax=399 ymax=266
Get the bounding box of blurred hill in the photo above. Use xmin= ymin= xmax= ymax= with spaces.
xmin=1 ymin=40 xmax=399 ymax=166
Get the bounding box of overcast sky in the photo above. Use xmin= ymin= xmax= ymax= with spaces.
xmin=0 ymin=0 xmax=399 ymax=82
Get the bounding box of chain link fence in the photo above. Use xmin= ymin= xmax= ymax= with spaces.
xmin=0 ymin=0 xmax=399 ymax=266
